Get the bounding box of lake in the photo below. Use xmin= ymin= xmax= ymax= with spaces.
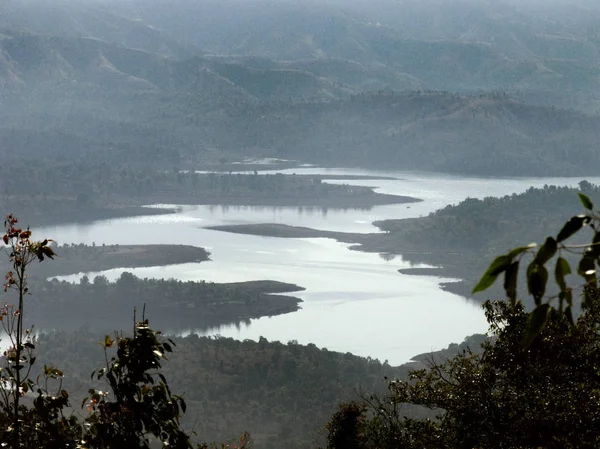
xmin=42 ymin=169 xmax=600 ymax=365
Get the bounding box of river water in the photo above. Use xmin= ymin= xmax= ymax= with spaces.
xmin=41 ymin=169 xmax=600 ymax=365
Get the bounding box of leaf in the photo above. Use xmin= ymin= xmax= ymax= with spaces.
xmin=507 ymin=243 xmax=537 ymax=260
xmin=472 ymin=255 xmax=511 ymax=294
xmin=41 ymin=246 xmax=55 ymax=260
xmin=522 ymin=304 xmax=551 ymax=348
xmin=101 ymin=335 xmax=113 ymax=348
xmin=503 ymin=261 xmax=519 ymax=305
xmin=527 ymin=263 xmax=548 ymax=306
xmin=534 ymin=237 xmax=557 ymax=266
xmin=554 ymin=257 xmax=571 ymax=291
xmin=565 ymin=305 xmax=575 ymax=327
xmin=579 ymin=192 xmax=594 ymax=210
xmin=556 ymin=215 xmax=590 ymax=242
xmin=578 ymin=255 xmax=596 ymax=281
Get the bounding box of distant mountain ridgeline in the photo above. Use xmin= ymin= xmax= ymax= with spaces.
xmin=3 ymin=0 xmax=598 ymax=109
xmin=0 ymin=1 xmax=600 ymax=176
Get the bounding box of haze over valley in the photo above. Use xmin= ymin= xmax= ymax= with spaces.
xmin=1 ymin=1 xmax=600 ymax=447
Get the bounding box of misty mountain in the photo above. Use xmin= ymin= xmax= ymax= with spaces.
xmin=2 ymin=0 xmax=599 ymax=111
xmin=111 ymin=0 xmax=600 ymax=111
xmin=0 ymin=31 xmax=354 ymax=101
xmin=1 ymin=0 xmax=600 ymax=176
xmin=224 ymin=91 xmax=600 ymax=175
xmin=0 ymin=0 xmax=200 ymax=59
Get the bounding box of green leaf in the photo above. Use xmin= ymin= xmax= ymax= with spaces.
xmin=565 ymin=305 xmax=575 ymax=327
xmin=534 ymin=237 xmax=557 ymax=266
xmin=503 ymin=261 xmax=519 ymax=305
xmin=556 ymin=215 xmax=590 ymax=242
xmin=527 ymin=263 xmax=548 ymax=306
xmin=554 ymin=257 xmax=571 ymax=291
xmin=522 ymin=304 xmax=551 ymax=348
xmin=507 ymin=243 xmax=537 ymax=260
xmin=472 ymin=255 xmax=511 ymax=294
xmin=579 ymin=192 xmax=594 ymax=210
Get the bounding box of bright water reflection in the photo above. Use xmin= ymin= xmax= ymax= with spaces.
xmin=44 ymin=170 xmax=600 ymax=365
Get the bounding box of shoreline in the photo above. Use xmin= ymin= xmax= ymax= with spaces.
xmin=13 ymin=173 xmax=420 ymax=228
xmin=206 ymin=222 xmax=483 ymax=302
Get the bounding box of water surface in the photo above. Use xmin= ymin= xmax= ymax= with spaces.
xmin=45 ymin=169 xmax=600 ymax=364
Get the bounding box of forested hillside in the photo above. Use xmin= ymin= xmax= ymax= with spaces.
xmin=365 ymin=182 xmax=600 ymax=301
xmin=34 ymin=330 xmax=411 ymax=449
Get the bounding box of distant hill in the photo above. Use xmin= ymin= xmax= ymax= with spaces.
xmin=0 ymin=31 xmax=351 ymax=101
xmin=227 ymin=92 xmax=600 ymax=176
xmin=1 ymin=2 xmax=600 ymax=176
xmin=2 ymin=0 xmax=599 ymax=111
xmin=111 ymin=0 xmax=600 ymax=112
xmin=0 ymin=0 xmax=200 ymax=59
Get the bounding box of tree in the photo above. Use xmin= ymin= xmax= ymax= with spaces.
xmin=0 ymin=214 xmax=58 ymax=448
xmin=325 ymin=193 xmax=600 ymax=449
xmin=82 ymin=318 xmax=192 ymax=449
xmin=0 ymin=215 xmax=249 ymax=449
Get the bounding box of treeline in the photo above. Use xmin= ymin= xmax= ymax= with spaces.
xmin=26 ymin=273 xmax=303 ymax=332
xmin=0 ymin=167 xmax=400 ymax=226
xmin=359 ymin=181 xmax=600 ymax=301
xmin=34 ymin=330 xmax=412 ymax=449
xmin=15 ymin=243 xmax=210 ymax=279
xmin=375 ymin=182 xmax=598 ymax=257
xmin=0 ymin=166 xmax=367 ymax=201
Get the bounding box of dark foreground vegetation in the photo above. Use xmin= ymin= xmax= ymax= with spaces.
xmin=5 ymin=192 xmax=600 ymax=448
xmin=322 ymin=191 xmax=600 ymax=448
xmin=35 ymin=331 xmax=409 ymax=449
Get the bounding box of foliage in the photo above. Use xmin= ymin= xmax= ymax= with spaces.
xmin=367 ymin=183 xmax=600 ymax=303
xmin=0 ymin=216 xmax=247 ymax=449
xmin=36 ymin=331 xmax=408 ymax=449
xmin=82 ymin=320 xmax=191 ymax=449
xmin=324 ymin=402 xmax=367 ymax=449
xmin=472 ymin=191 xmax=600 ymax=340
xmin=0 ymin=214 xmax=57 ymax=448
xmin=325 ymin=197 xmax=600 ymax=448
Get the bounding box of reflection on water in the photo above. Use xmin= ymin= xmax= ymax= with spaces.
xmin=42 ymin=169 xmax=600 ymax=365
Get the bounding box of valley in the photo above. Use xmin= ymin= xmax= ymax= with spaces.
xmin=1 ymin=0 xmax=600 ymax=447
